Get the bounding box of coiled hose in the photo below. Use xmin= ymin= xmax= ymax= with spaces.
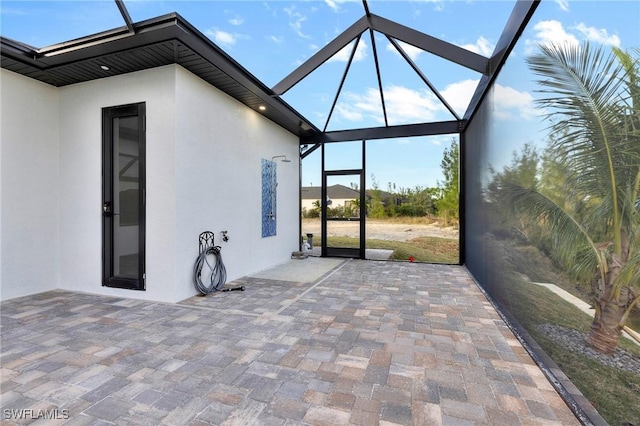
xmin=193 ymin=245 xmax=227 ymax=294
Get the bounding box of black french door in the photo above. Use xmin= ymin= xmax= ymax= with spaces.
xmin=321 ymin=170 xmax=366 ymax=259
xmin=321 ymin=140 xmax=366 ymax=259
xmin=102 ymin=103 xmax=146 ymax=290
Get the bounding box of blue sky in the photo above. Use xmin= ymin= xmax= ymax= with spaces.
xmin=2 ymin=1 xmax=638 ymax=190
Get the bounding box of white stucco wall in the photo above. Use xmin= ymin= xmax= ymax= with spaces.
xmin=1 ymin=69 xmax=60 ymax=300
xmin=57 ymin=66 xmax=178 ymax=303
xmin=1 ymin=64 xmax=299 ymax=303
xmin=173 ymin=66 xmax=300 ymax=302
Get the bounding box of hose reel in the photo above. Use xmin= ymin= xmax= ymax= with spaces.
xmin=193 ymin=231 xmax=244 ymax=295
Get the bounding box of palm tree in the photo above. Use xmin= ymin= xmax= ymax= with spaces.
xmin=507 ymin=42 xmax=640 ymax=355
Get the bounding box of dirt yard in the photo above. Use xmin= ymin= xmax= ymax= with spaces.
xmin=301 ymin=218 xmax=459 ymax=241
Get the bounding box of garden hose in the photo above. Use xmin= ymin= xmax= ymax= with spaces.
xmin=193 ymin=245 xmax=227 ymax=294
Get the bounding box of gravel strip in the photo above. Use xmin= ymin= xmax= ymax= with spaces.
xmin=537 ymin=323 xmax=640 ymax=376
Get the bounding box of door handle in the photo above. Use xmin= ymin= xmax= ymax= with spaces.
xmin=103 ymin=202 xmax=120 ymax=217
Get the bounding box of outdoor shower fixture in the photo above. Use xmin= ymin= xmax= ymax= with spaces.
xmin=262 ymin=155 xmax=291 ymax=231
xmin=262 ymin=155 xmax=293 ymax=237
xmin=271 ymin=155 xmax=291 ymax=163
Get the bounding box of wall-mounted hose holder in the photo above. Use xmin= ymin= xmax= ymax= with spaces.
xmin=199 ymin=231 xmax=215 ymax=254
xmin=193 ymin=231 xmax=244 ymax=295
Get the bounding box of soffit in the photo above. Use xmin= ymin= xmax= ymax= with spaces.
xmin=0 ymin=14 xmax=319 ymax=139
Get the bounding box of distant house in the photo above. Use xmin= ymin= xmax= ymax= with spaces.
xmin=301 ymin=185 xmax=368 ymax=213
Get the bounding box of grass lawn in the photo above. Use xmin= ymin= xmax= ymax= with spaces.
xmin=501 ymin=276 xmax=640 ymax=425
xmin=319 ymin=235 xmax=459 ymax=264
xmin=484 ymin=234 xmax=640 ymax=425
xmin=494 ymin=239 xmax=640 ymax=334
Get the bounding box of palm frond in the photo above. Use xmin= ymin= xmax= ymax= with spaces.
xmin=619 ymin=294 xmax=640 ymax=330
xmin=501 ymin=182 xmax=606 ymax=284
xmin=616 ymin=247 xmax=640 ymax=291
xmin=527 ymin=42 xmax=636 ymax=256
xmin=613 ymin=46 xmax=640 ymax=115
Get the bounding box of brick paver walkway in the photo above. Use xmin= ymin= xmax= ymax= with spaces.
xmin=0 ymin=260 xmax=579 ymax=425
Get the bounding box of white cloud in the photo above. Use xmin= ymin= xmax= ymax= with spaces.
xmin=440 ymin=79 xmax=478 ymax=114
xmin=331 ymin=79 xmax=534 ymax=126
xmin=228 ymin=16 xmax=244 ymax=26
xmin=460 ymin=36 xmax=494 ymax=57
xmin=0 ymin=6 xmax=28 ymax=16
xmin=525 ymin=20 xmax=578 ymax=55
xmin=439 ymin=79 xmax=534 ymax=120
xmin=492 ymin=84 xmax=536 ymax=120
xmin=207 ymin=29 xmax=237 ymax=47
xmin=575 ymin=23 xmax=621 ymax=47
xmin=386 ymin=40 xmax=423 ymax=61
xmin=430 ymin=136 xmax=448 ymax=146
xmin=269 ymin=35 xmax=285 ymax=44
xmin=284 ymin=5 xmax=310 ymax=39
xmin=532 ymin=20 xmax=580 ymax=47
xmin=410 ymin=0 xmax=445 ymax=12
xmin=335 ymin=85 xmax=443 ymax=125
xmin=526 ymin=20 xmax=620 ymax=53
xmin=328 ymin=38 xmax=368 ymax=62
xmin=335 ymin=104 xmax=364 ymax=121
xmin=324 ymin=0 xmax=340 ymax=12
xmin=324 ymin=0 xmax=358 ymax=12
xmin=384 ymin=86 xmax=443 ymax=123
xmin=555 ymin=0 xmax=570 ymax=12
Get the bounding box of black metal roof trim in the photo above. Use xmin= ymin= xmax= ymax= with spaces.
xmin=301 ymin=120 xmax=462 ymax=144
xmin=323 ymin=33 xmax=363 ymax=132
xmin=387 ymin=35 xmax=460 ymax=121
xmin=0 ymin=13 xmax=320 ymax=139
xmin=272 ymin=12 xmax=490 ymax=97
xmin=368 ymin=14 xmax=489 ymax=75
xmin=0 ymin=36 xmax=38 ymax=53
xmin=462 ymin=0 xmax=540 ymax=127
xmin=272 ymin=16 xmax=369 ymax=96
xmin=115 ymin=0 xmax=135 ymax=34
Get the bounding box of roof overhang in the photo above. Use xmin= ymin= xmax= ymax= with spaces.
xmin=0 ymin=13 xmax=320 ymax=139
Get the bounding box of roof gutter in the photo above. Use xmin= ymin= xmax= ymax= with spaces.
xmin=36 ymin=29 xmax=134 ymax=57
xmin=14 ymin=0 xmax=138 ymax=60
xmin=5 ymin=14 xmax=179 ymax=64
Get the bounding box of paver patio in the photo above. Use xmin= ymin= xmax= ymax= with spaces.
xmin=0 ymin=259 xmax=580 ymax=425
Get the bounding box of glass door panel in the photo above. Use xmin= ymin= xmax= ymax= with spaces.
xmin=325 ymin=175 xmax=360 ymax=250
xmin=102 ymin=103 xmax=145 ymax=290
xmin=113 ymin=116 xmax=140 ymax=279
xmin=322 ymin=170 xmax=365 ymax=259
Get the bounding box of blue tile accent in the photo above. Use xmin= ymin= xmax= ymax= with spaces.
xmin=262 ymin=159 xmax=277 ymax=237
